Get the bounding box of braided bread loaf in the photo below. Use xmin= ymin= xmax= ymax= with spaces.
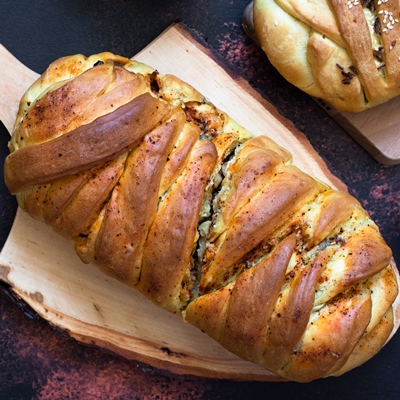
xmin=4 ymin=53 xmax=398 ymax=382
xmin=253 ymin=0 xmax=400 ymax=112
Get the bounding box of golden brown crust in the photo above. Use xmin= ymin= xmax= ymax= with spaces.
xmin=5 ymin=52 xmax=398 ymax=382
xmin=200 ymin=164 xmax=322 ymax=292
xmin=254 ymin=0 xmax=400 ymax=112
xmin=91 ymin=110 xmax=187 ymax=287
xmin=4 ymin=93 xmax=170 ymax=194
xmin=137 ymin=139 xmax=218 ymax=311
xmin=281 ymin=289 xmax=373 ymax=381
xmin=332 ymin=305 xmax=394 ymax=377
xmin=220 ymin=234 xmax=296 ymax=362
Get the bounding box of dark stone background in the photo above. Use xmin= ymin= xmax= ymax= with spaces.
xmin=0 ymin=1 xmax=399 ymax=399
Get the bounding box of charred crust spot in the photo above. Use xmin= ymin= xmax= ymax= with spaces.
xmin=339 ymin=65 xmax=357 ymax=85
xmin=374 ymin=17 xmax=381 ymax=35
xmin=292 ymin=308 xmax=302 ymax=324
xmin=149 ymin=70 xmax=161 ymax=93
xmin=341 ymin=70 xmax=355 ymax=80
xmin=373 ymin=47 xmax=384 ymax=62
xmin=341 ymin=68 xmax=356 ymax=84
xmin=377 ymin=63 xmax=386 ymax=70
xmin=349 ymin=66 xmax=358 ymax=75
xmin=362 ymin=0 xmax=375 ymax=12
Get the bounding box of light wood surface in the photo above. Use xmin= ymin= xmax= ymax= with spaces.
xmin=316 ymin=98 xmax=400 ymax=165
xmin=0 ymin=23 xmax=398 ymax=381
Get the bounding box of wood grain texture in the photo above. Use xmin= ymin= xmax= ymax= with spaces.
xmin=316 ymin=98 xmax=400 ymax=165
xmin=0 ymin=23 xmax=398 ymax=381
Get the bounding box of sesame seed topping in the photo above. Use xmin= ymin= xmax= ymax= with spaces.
xmin=347 ymin=0 xmax=359 ymax=8
xmin=379 ymin=8 xmax=399 ymax=34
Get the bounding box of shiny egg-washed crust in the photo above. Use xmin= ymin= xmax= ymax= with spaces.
xmin=253 ymin=0 xmax=400 ymax=112
xmin=4 ymin=53 xmax=398 ymax=382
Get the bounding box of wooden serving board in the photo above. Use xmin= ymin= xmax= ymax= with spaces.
xmin=243 ymin=1 xmax=400 ymax=165
xmin=316 ymin=98 xmax=400 ymax=165
xmin=0 ymin=23 xmax=398 ymax=382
